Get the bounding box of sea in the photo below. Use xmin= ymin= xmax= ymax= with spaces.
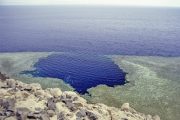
xmin=0 ymin=6 xmax=180 ymax=93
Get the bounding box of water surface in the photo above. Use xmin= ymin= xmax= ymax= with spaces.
xmin=0 ymin=6 xmax=180 ymax=56
xmin=22 ymin=53 xmax=126 ymax=93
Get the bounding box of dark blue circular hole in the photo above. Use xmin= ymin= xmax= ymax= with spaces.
xmin=22 ymin=53 xmax=126 ymax=94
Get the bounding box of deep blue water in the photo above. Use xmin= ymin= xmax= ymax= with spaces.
xmin=1 ymin=6 xmax=180 ymax=93
xmin=0 ymin=6 xmax=180 ymax=56
xmin=22 ymin=53 xmax=126 ymax=93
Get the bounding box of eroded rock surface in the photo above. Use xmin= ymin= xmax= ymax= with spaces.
xmin=0 ymin=75 xmax=160 ymax=120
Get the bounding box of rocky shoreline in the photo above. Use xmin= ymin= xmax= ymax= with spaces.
xmin=0 ymin=72 xmax=160 ymax=120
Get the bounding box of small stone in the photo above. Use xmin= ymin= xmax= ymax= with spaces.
xmin=0 ymin=99 xmax=4 ymax=106
xmin=66 ymin=101 xmax=77 ymax=111
xmin=4 ymin=116 xmax=16 ymax=120
xmin=35 ymin=90 xmax=43 ymax=95
xmin=16 ymin=107 xmax=30 ymax=120
xmin=5 ymin=111 xmax=14 ymax=117
xmin=74 ymin=102 xmax=84 ymax=108
xmin=57 ymin=112 xmax=66 ymax=120
xmin=47 ymin=110 xmax=55 ymax=117
xmin=0 ymin=72 xmax=9 ymax=81
xmin=121 ymin=118 xmax=128 ymax=120
xmin=66 ymin=94 xmax=72 ymax=99
xmin=3 ymin=98 xmax=16 ymax=111
xmin=49 ymin=88 xmax=62 ymax=98
xmin=62 ymin=99 xmax=73 ymax=104
xmin=1 ymin=83 xmax=9 ymax=88
xmin=40 ymin=113 xmax=50 ymax=120
xmin=34 ymin=107 xmax=42 ymax=114
xmin=27 ymin=112 xmax=37 ymax=119
xmin=76 ymin=117 xmax=81 ymax=120
xmin=0 ymin=111 xmax=5 ymax=116
xmin=6 ymin=79 xmax=16 ymax=88
xmin=23 ymin=85 xmax=32 ymax=91
xmin=121 ymin=103 xmax=130 ymax=111
xmin=76 ymin=109 xmax=86 ymax=118
xmin=30 ymin=83 xmax=41 ymax=92
xmin=73 ymin=97 xmax=78 ymax=101
xmin=86 ymin=111 xmax=98 ymax=120
xmin=47 ymin=98 xmax=56 ymax=110
xmin=0 ymin=116 xmax=6 ymax=120
xmin=153 ymin=115 xmax=160 ymax=120
xmin=146 ymin=114 xmax=152 ymax=120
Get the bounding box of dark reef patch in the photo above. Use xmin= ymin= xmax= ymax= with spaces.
xmin=22 ymin=53 xmax=126 ymax=94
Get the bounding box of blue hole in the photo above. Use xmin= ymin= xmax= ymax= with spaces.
xmin=22 ymin=53 xmax=127 ymax=94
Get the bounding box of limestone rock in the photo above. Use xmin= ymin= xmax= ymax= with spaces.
xmin=6 ymin=79 xmax=16 ymax=88
xmin=153 ymin=115 xmax=160 ymax=120
xmin=121 ymin=103 xmax=130 ymax=111
xmin=0 ymin=78 xmax=160 ymax=120
xmin=48 ymin=88 xmax=62 ymax=98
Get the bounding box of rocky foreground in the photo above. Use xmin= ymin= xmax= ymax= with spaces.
xmin=0 ymin=73 xmax=160 ymax=120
